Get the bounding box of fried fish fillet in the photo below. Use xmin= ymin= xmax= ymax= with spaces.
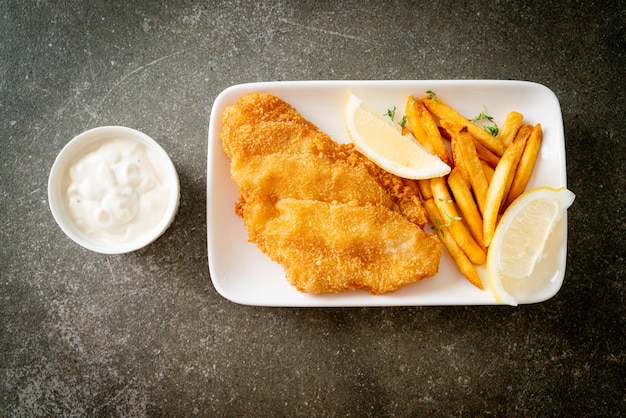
xmin=220 ymin=92 xmax=441 ymax=294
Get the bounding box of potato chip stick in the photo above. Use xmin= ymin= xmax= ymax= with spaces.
xmin=505 ymin=123 xmax=543 ymax=208
xmin=448 ymin=168 xmax=484 ymax=246
xmin=450 ymin=137 xmax=470 ymax=185
xmin=420 ymin=94 xmax=505 ymax=156
xmin=483 ymin=135 xmax=528 ymax=247
xmin=474 ymin=140 xmax=500 ymax=168
xmin=415 ymin=100 xmax=452 ymax=166
xmin=448 ymin=124 xmax=490 ymax=215
xmin=481 ymin=160 xmax=494 ymax=183
xmin=423 ymin=198 xmax=484 ymax=289
xmin=498 ymin=111 xmax=524 ymax=147
xmin=513 ymin=123 xmax=533 ymax=145
xmin=405 ymin=97 xmax=434 ymax=153
xmin=500 ymin=124 xmax=533 ymax=204
xmin=430 ymin=176 xmax=486 ymax=265
xmin=417 ymin=178 xmax=433 ymax=200
xmin=404 ymin=92 xmax=545 ymax=291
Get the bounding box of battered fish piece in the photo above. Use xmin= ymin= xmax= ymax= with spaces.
xmin=221 ymin=92 xmax=442 ymax=294
xmin=263 ymin=199 xmax=441 ymax=294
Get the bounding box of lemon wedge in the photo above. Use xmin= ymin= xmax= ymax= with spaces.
xmin=344 ymin=91 xmax=450 ymax=179
xmin=487 ymin=187 xmax=575 ymax=306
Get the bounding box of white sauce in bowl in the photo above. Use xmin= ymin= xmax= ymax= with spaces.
xmin=65 ymin=137 xmax=169 ymax=244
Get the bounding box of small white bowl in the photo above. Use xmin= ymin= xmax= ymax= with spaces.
xmin=48 ymin=126 xmax=180 ymax=254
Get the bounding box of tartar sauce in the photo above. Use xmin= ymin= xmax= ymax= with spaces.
xmin=65 ymin=137 xmax=170 ymax=244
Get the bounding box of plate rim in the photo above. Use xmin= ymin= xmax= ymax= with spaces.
xmin=207 ymin=79 xmax=567 ymax=307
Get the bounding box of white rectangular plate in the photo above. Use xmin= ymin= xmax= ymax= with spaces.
xmin=207 ymin=80 xmax=567 ymax=307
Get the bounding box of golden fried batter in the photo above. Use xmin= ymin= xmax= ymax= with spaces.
xmin=220 ymin=92 xmax=441 ymax=294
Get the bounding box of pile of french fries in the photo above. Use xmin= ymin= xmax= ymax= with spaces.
xmin=404 ymin=91 xmax=543 ymax=289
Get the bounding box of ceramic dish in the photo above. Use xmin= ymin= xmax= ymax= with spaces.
xmin=49 ymin=126 xmax=180 ymax=254
xmin=207 ymin=80 xmax=567 ymax=306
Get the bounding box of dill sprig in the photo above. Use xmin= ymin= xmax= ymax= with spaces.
xmin=433 ymin=198 xmax=462 ymax=238
xmin=385 ymin=106 xmax=407 ymax=128
xmin=471 ymin=105 xmax=499 ymax=136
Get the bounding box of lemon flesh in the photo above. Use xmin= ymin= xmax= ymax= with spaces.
xmin=487 ymin=187 xmax=575 ymax=306
xmin=345 ymin=92 xmax=450 ymax=180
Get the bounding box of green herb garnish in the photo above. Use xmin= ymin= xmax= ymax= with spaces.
xmin=426 ymin=90 xmax=438 ymax=102
xmin=471 ymin=105 xmax=499 ymax=136
xmin=386 ymin=106 xmax=407 ymax=128
xmin=433 ymin=198 xmax=462 ymax=238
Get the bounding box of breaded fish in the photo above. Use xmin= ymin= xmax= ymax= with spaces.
xmin=220 ymin=92 xmax=441 ymax=294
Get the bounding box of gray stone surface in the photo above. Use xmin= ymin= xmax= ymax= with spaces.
xmin=1 ymin=0 xmax=624 ymax=416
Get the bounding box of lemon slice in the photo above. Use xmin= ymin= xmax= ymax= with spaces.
xmin=487 ymin=187 xmax=575 ymax=306
xmin=344 ymin=92 xmax=450 ymax=179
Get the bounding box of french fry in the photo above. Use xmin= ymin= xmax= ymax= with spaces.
xmin=482 ymin=134 xmax=528 ymax=247
xmin=420 ymin=94 xmax=505 ymax=156
xmin=405 ymin=97 xmax=435 ymax=154
xmin=505 ymin=123 xmax=543 ymax=208
xmin=481 ymin=160 xmax=494 ymax=183
xmin=474 ymin=140 xmax=500 ymax=168
xmin=414 ymin=100 xmax=452 ymax=166
xmin=448 ymin=168 xmax=484 ymax=247
xmin=450 ymin=137 xmax=470 ymax=185
xmin=423 ymin=198 xmax=484 ymax=289
xmin=500 ymin=124 xmax=532 ymax=203
xmin=430 ymin=176 xmax=486 ymax=265
xmin=438 ymin=126 xmax=451 ymax=141
xmin=417 ymin=178 xmax=433 ymax=200
xmin=448 ymin=124 xmax=490 ymax=215
xmin=513 ymin=123 xmax=533 ymax=144
xmin=406 ymin=92 xmax=544 ymax=291
xmin=498 ymin=111 xmax=524 ymax=147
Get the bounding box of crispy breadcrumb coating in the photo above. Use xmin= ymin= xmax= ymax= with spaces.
xmin=220 ymin=92 xmax=441 ymax=294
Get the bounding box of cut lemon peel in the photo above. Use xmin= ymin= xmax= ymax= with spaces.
xmin=344 ymin=92 xmax=451 ymax=180
xmin=487 ymin=187 xmax=575 ymax=306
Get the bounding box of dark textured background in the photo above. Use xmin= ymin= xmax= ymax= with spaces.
xmin=1 ymin=1 xmax=624 ymax=416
